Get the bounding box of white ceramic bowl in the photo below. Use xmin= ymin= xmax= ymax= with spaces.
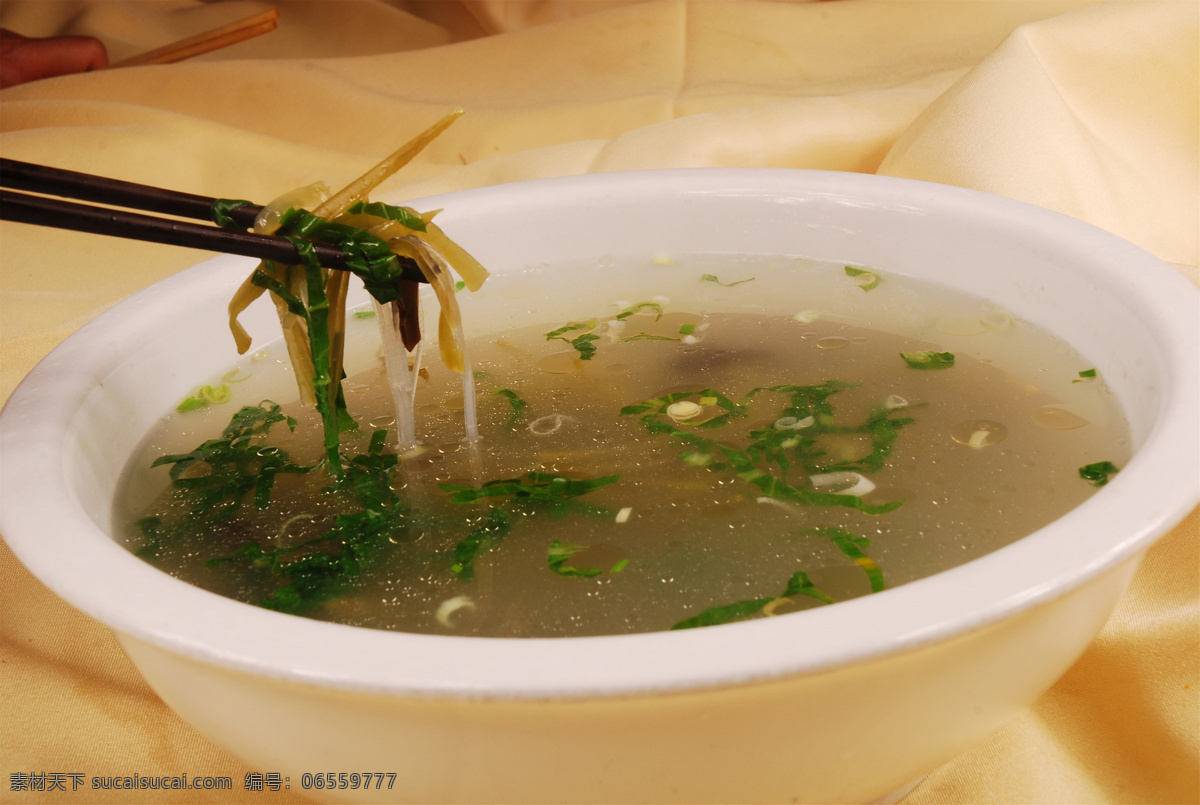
xmin=2 ymin=170 xmax=1196 ymax=804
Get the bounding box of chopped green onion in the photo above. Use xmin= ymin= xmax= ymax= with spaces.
xmin=345 ymin=199 xmax=427 ymax=232
xmin=679 ymin=323 xmax=697 ymax=335
xmin=900 ymin=350 xmax=955 ymax=370
xmin=622 ymin=333 xmax=680 ymax=343
xmin=1079 ymin=461 xmax=1119 ymax=487
xmin=494 ymin=388 xmax=528 ymax=426
xmin=571 ymin=332 xmax=600 ymax=360
xmin=353 ymin=310 xmax=377 ymax=319
xmin=701 ymin=274 xmax=755 ymax=287
xmin=176 ymin=383 xmax=232 ymax=412
xmin=545 ymin=320 xmax=596 ymax=340
xmin=671 ymin=570 xmax=833 ymax=630
xmin=450 ymin=508 xmax=511 ymax=580
xmin=801 ymin=527 xmax=885 ymax=593
xmin=615 ymin=302 xmax=664 ymax=321
xmin=547 ymin=541 xmax=604 ymax=578
xmin=176 ymin=396 xmax=207 ymax=412
xmin=546 ymin=320 xmax=599 ymax=360
xmin=1073 ymin=368 xmax=1097 ymax=383
xmin=844 ymin=266 xmax=880 ymax=291
xmin=435 ymin=595 xmax=475 ymax=628
xmin=439 ymin=471 xmax=620 ymax=505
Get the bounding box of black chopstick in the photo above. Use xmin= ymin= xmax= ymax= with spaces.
xmin=0 ymin=159 xmax=426 ymax=282
xmin=0 ymin=157 xmax=262 ymax=228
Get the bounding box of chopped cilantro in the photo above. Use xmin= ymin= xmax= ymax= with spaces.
xmin=1079 ymin=461 xmax=1119 ymax=487
xmin=900 ymin=350 xmax=955 ymax=370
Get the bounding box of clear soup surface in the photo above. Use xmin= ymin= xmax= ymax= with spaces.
xmin=119 ymin=256 xmax=1130 ymax=637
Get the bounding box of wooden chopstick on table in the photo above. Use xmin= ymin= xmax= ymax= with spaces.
xmin=107 ymin=9 xmax=280 ymax=69
xmin=0 ymin=158 xmax=426 ymax=281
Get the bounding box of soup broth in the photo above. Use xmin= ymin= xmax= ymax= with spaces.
xmin=118 ymin=256 xmax=1130 ymax=637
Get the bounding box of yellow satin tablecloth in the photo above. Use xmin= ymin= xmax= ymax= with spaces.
xmin=1 ymin=1 xmax=1196 ymax=802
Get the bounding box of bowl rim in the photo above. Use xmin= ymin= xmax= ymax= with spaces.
xmin=2 ymin=168 xmax=1197 ymax=700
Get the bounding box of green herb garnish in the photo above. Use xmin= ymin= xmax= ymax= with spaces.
xmin=844 ymin=266 xmax=880 ymax=291
xmin=176 ymin=383 xmax=233 ymax=412
xmin=615 ymin=302 xmax=664 ymax=321
xmin=801 ymin=527 xmax=885 ymax=592
xmin=441 ymin=472 xmax=619 ymax=578
xmin=546 ymin=320 xmax=595 ymax=340
xmin=203 ymin=427 xmax=403 ymax=613
xmin=700 ymin=274 xmax=755 ymax=288
xmin=137 ymin=402 xmax=312 ymax=559
xmin=493 ymin=388 xmax=528 ymax=427
xmin=671 ymin=570 xmax=833 ymax=630
xmin=250 ymin=239 xmax=343 ymax=475
xmin=623 ymin=383 xmax=909 ymax=515
xmin=570 ymin=332 xmax=600 ymax=360
xmin=450 ymin=508 xmax=512 ymax=579
xmin=900 ymin=350 xmax=955 ymax=370
xmin=345 ymin=199 xmax=427 ymax=232
xmin=547 ymin=541 xmax=604 ymax=578
xmin=622 ymin=333 xmax=680 ymax=343
xmin=440 ymin=471 xmax=619 ymax=505
xmin=210 ymin=198 xmax=255 ymax=230
xmin=546 ymin=320 xmax=599 ymax=360
xmin=1079 ymin=461 xmax=1119 ymax=487
xmin=1072 ymin=368 xmax=1097 ymax=383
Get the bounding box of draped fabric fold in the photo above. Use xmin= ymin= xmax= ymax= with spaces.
xmin=1 ymin=1 xmax=1195 ymax=802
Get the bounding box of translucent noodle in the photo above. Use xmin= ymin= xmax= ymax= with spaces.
xmin=373 ymin=297 xmax=424 ymax=448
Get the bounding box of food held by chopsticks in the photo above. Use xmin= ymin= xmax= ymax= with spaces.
xmin=0 ymin=109 xmax=489 ymax=448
